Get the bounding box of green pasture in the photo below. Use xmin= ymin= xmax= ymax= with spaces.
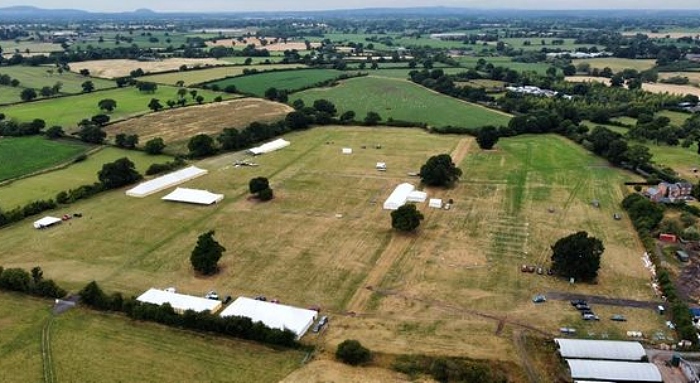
xmin=0 ymin=136 xmax=92 ymax=182
xmin=140 ymin=64 xmax=307 ymax=86
xmin=0 ymin=85 xmax=233 ymax=129
xmin=296 ymin=76 xmax=512 ymax=128
xmin=0 ymin=85 xmax=24 ymax=104
xmin=70 ymin=31 xmax=220 ymax=50
xmin=454 ymin=56 xmax=552 ymax=75
xmin=0 ymin=147 xmax=170 ymax=209
xmin=207 ymin=69 xmax=353 ymax=96
xmin=501 ymin=37 xmax=599 ymax=51
xmin=572 ymin=58 xmax=657 ymax=72
xmin=0 ymin=293 xmax=304 ymax=383
xmin=658 ymin=110 xmax=692 ymax=126
xmin=0 ymin=40 xmax=63 ymax=54
xmin=0 ymin=65 xmax=115 ymax=94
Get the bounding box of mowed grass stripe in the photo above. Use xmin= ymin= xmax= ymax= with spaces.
xmin=1 ymin=86 xmax=234 ymax=128
xmin=296 ymin=76 xmax=512 ymax=128
xmin=0 ymin=136 xmax=92 ymax=182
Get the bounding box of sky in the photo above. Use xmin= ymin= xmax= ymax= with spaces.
xmin=8 ymin=0 xmax=700 ymax=12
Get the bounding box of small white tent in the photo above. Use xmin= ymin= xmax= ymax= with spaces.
xmin=249 ymin=139 xmax=290 ymax=155
xmin=383 ymin=183 xmax=415 ymax=210
xmin=376 ymin=162 xmax=387 ymax=171
xmin=407 ymin=191 xmax=427 ymax=203
xmin=429 ymin=199 xmax=443 ymax=209
xmin=33 ymin=216 xmax=62 ymax=229
xmin=342 ymin=148 xmax=353 ymax=154
xmin=162 ymin=188 xmax=224 ymax=205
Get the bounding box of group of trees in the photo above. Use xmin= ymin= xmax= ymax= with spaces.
xmin=249 ymin=177 xmax=274 ymax=201
xmin=0 ymin=266 xmax=66 ymax=299
xmin=79 ymin=280 xmax=298 ymax=348
xmin=0 ymin=118 xmax=45 ymax=136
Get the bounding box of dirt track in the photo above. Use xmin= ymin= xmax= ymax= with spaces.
xmin=546 ymin=291 xmax=662 ymax=309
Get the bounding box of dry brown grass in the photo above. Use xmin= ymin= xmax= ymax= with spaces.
xmin=207 ymin=38 xmax=320 ymax=51
xmin=71 ymin=58 xmax=228 ymax=78
xmin=622 ymin=32 xmax=700 ymax=39
xmin=659 ymin=72 xmax=700 ymax=85
xmin=280 ymin=359 xmax=420 ymax=383
xmin=566 ymin=76 xmax=700 ymax=97
xmin=104 ymin=98 xmax=293 ymax=152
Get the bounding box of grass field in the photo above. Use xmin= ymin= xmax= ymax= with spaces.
xmin=0 ymin=137 xmax=92 ymax=182
xmin=207 ymin=69 xmax=353 ymax=96
xmin=0 ymin=85 xmax=25 ymax=104
xmin=0 ymin=292 xmax=304 ymax=383
xmin=105 ymin=98 xmax=293 ymax=154
xmin=572 ymin=58 xmax=657 ymax=72
xmin=501 ymin=37 xmax=599 ymax=52
xmin=0 ymin=127 xmax=668 ymax=363
xmin=0 ymin=66 xmax=115 ymax=95
xmin=70 ymin=58 xmax=228 ymax=79
xmin=0 ymin=85 xmax=234 ymax=129
xmin=296 ymin=76 xmax=512 ymax=128
xmin=140 ymin=64 xmax=307 ymax=86
xmin=0 ymin=147 xmax=170 ymax=209
xmin=0 ymin=40 xmax=63 ymax=54
xmin=454 ymin=56 xmax=552 ymax=75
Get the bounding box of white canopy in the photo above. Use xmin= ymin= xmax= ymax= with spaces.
xmin=429 ymin=198 xmax=443 ymax=209
xmin=162 ymin=188 xmax=224 ymax=205
xmin=406 ymin=191 xmax=427 ymax=203
xmin=383 ymin=183 xmax=415 ymax=210
xmin=566 ymin=360 xmax=662 ymax=382
xmin=33 ymin=216 xmax=62 ymax=229
xmin=555 ymin=339 xmax=646 ymax=361
xmin=126 ymin=166 xmax=208 ymax=198
xmin=342 ymin=148 xmax=353 ymax=154
xmin=137 ymin=288 xmax=222 ymax=314
xmin=220 ymin=297 xmax=317 ymax=339
xmin=249 ymin=139 xmax=290 ymax=155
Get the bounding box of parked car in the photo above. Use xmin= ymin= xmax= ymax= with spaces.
xmin=611 ymin=314 xmax=627 ymax=322
xmin=312 ymin=316 xmax=329 ymax=333
xmin=205 ymin=291 xmax=219 ymax=300
xmin=254 ymin=295 xmax=267 ymax=301
xmin=570 ymin=299 xmax=587 ymax=306
xmin=575 ymin=304 xmax=591 ymax=311
xmin=532 ymin=294 xmax=547 ymax=303
xmin=582 ymin=313 xmax=600 ymax=321
xmin=223 ymin=295 xmax=232 ymax=304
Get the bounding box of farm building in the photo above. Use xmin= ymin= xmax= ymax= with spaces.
xmin=161 ymin=188 xmax=224 ymax=205
xmin=248 ymin=138 xmax=290 ymax=155
xmin=126 ymin=166 xmax=208 ymax=198
xmin=136 ymin=288 xmax=222 ymax=314
xmin=33 ymin=216 xmax=62 ymax=229
xmin=219 ymin=297 xmax=317 ymax=339
xmin=555 ymin=339 xmax=646 ymax=361
xmin=566 ymin=360 xmax=662 ymax=382
xmin=383 ymin=183 xmax=416 ymax=210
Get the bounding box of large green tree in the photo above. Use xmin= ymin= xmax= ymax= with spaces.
xmin=98 ymin=98 xmax=117 ymax=112
xmin=98 ymin=157 xmax=142 ymax=189
xmin=476 ymin=126 xmax=500 ymax=150
xmin=550 ymin=231 xmax=604 ymax=282
xmin=188 ymin=134 xmax=216 ymax=158
xmin=391 ymin=204 xmax=424 ymax=232
xmin=336 ymin=339 xmax=371 ymax=366
xmin=144 ymin=137 xmax=166 ymax=154
xmin=190 ymin=230 xmax=226 ymax=275
xmin=419 ymin=154 xmax=462 ymax=187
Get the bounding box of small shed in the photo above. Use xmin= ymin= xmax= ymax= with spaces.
xmin=659 ymin=233 xmax=677 ymax=243
xmin=429 ymin=199 xmax=443 ymax=209
xmin=676 ymin=250 xmax=690 ymax=263
xmin=376 ymin=162 xmax=387 ymax=171
xmin=342 ymin=148 xmax=353 ymax=155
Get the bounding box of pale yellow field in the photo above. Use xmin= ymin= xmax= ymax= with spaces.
xmin=207 ymin=38 xmax=320 ymax=51
xmin=70 ymin=58 xmax=229 ymax=78
xmin=566 ymin=76 xmax=700 ymax=97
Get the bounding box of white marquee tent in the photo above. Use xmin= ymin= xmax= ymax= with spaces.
xmin=383 ymin=183 xmax=415 ymax=210
xmin=342 ymin=148 xmax=353 ymax=154
xmin=126 ymin=166 xmax=208 ymax=198
xmin=220 ymin=297 xmax=318 ymax=339
xmin=429 ymin=198 xmax=443 ymax=209
xmin=162 ymin=188 xmax=224 ymax=205
xmin=137 ymin=288 xmax=222 ymax=314
xmin=33 ymin=216 xmax=62 ymax=229
xmin=249 ymin=139 xmax=290 ymax=155
xmin=406 ymin=190 xmax=427 ymax=203
xmin=566 ymin=360 xmax=662 ymax=382
xmin=555 ymin=338 xmax=646 ymax=361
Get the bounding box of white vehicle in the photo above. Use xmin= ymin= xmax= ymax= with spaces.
xmin=205 ymin=291 xmax=219 ymax=300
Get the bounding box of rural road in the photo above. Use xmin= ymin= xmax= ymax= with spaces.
xmin=546 ymin=291 xmax=663 ymax=310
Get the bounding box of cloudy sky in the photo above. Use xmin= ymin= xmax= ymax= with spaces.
xmin=8 ymin=1 xmax=700 ymax=12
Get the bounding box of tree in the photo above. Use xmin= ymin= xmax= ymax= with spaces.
xmin=626 ymin=144 xmax=653 ymax=170
xmin=313 ymin=99 xmax=337 ymax=116
xmin=45 ymin=125 xmax=64 ymax=139
xmin=79 ymin=68 xmax=90 ymax=76
xmin=190 ymin=230 xmax=226 ymax=275
xmin=562 ymin=64 xmax=577 ymax=76
xmin=91 ymin=114 xmax=110 ymax=126
xmin=195 ymin=95 xmax=204 ymax=104
xmin=137 ymin=82 xmax=158 ymax=93
xmin=258 ymin=187 xmax=274 ymax=201
xmin=391 ymin=204 xmax=424 ymax=232
xmin=340 ymin=110 xmax=356 ymax=124
xmin=476 ymin=126 xmax=500 ymax=150
xmin=285 ymin=111 xmax=311 ymax=130
xmin=144 ymin=137 xmax=166 ymax=154
xmin=115 ymin=133 xmax=138 ymax=149
xmin=20 ymin=88 xmax=37 ymax=102
xmin=79 ymin=281 xmax=111 ymax=310
xmin=0 ymin=268 xmax=31 ymax=292
xmin=75 ymin=123 xmax=106 ymax=144
xmin=550 ymin=231 xmax=604 ymax=282
xmin=419 ymin=154 xmax=462 ymax=187
xmin=188 ymin=134 xmax=216 ymax=158
xmin=98 ymin=98 xmax=117 ymax=112
xmin=363 ymin=111 xmax=381 ymax=126
xmin=98 ymin=157 xmax=142 ymax=189
xmin=148 ymin=98 xmax=163 ymax=112
xmin=336 ymin=339 xmax=371 ymax=366
xmin=40 ymin=86 xmax=54 ymax=97
xmin=249 ymin=177 xmax=270 ymax=194
xmin=81 ymin=80 xmax=95 ymax=93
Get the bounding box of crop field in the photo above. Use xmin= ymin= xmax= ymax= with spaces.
xmin=501 ymin=37 xmax=599 ymax=51
xmin=0 ymin=85 xmax=234 ymax=129
xmin=454 ymin=56 xmax=552 ymax=74
xmin=0 ymin=136 xmax=92 ymax=182
xmin=0 ymin=147 xmax=170 ymax=209
xmin=70 ymin=58 xmax=229 ymax=79
xmin=571 ymin=58 xmax=656 ymax=72
xmin=207 ymin=69 xmax=352 ymax=96
xmin=206 ymin=38 xmax=320 ymax=52
xmin=642 ymin=83 xmax=700 ymax=97
xmin=69 ymin=31 xmax=221 ymax=51
xmin=0 ymin=66 xmax=115 ymax=95
xmin=139 ymin=64 xmax=307 ymax=86
xmin=0 ymin=293 xmax=304 ymax=383
xmin=105 ymin=98 xmax=294 ymax=154
xmin=296 ymin=76 xmax=512 ymax=128
xmin=0 ymin=40 xmax=63 ymax=55
xmin=365 ymin=67 xmax=471 ymax=80
xmin=0 ymin=127 xmax=668 ymax=362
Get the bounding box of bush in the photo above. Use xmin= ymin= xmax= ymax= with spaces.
xmin=336 ymin=339 xmax=371 ymax=365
